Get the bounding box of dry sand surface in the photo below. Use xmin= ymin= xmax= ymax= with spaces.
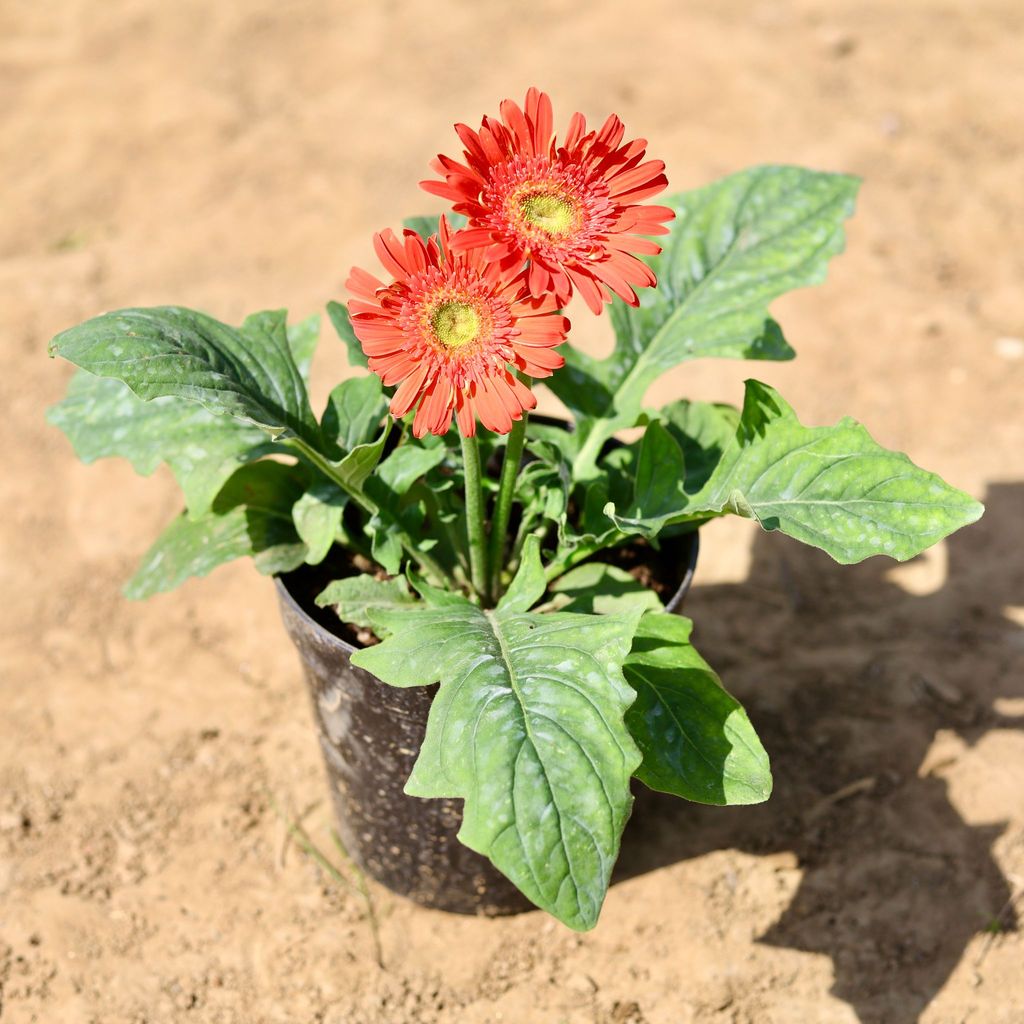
xmin=3 ymin=1 xmax=1024 ymax=1021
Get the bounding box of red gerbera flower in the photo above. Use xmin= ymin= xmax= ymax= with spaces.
xmin=421 ymin=88 xmax=674 ymax=315
xmin=346 ymin=217 xmax=569 ymax=438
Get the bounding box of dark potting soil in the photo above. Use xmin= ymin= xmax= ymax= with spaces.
xmin=280 ymin=550 xmax=384 ymax=648
xmin=280 ymin=530 xmax=695 ymax=650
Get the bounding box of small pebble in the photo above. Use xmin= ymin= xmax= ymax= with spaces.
xmin=879 ymin=112 xmax=904 ymax=137
xmin=994 ymin=336 xmax=1024 ymax=360
xmin=819 ymin=27 xmax=858 ymax=57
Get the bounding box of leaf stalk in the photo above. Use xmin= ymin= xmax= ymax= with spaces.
xmin=459 ymin=431 xmax=489 ymax=601
xmin=287 ymin=436 xmax=451 ymax=586
xmin=486 ymin=413 xmax=528 ymax=602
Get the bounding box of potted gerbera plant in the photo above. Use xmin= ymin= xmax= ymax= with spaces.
xmin=48 ymin=89 xmax=982 ymax=931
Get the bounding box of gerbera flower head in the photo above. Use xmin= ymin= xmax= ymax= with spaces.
xmin=346 ymin=217 xmax=569 ymax=438
xmin=421 ymin=87 xmax=675 ymax=315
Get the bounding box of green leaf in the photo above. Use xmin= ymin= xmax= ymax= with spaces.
xmin=546 ymin=166 xmax=860 ymax=479
xmin=46 ymin=370 xmax=273 ymax=517
xmin=376 ymin=444 xmax=448 ymax=494
xmin=287 ymin=314 xmax=321 ymax=382
xmin=355 ymin=444 xmax=448 ymax=576
xmin=498 ymin=536 xmax=546 ymax=613
xmin=402 ymin=212 xmax=468 ymax=239
xmin=292 ymin=481 xmax=347 ymax=565
xmin=549 ymin=563 xmax=663 ymax=616
xmin=125 ymin=462 xmax=307 ymax=598
xmin=49 ymin=307 xmax=318 ymax=442
xmin=326 ymin=301 xmax=368 ymax=369
xmin=633 ymin=421 xmax=686 ymax=520
xmin=351 ymin=558 xmax=643 ymax=931
xmin=321 ymin=375 xmax=387 ymax=456
xmin=518 ymin=440 xmax=572 ymax=527
xmin=333 ymin=425 xmax=390 ymax=492
xmin=315 ymin=574 xmax=417 ymax=629
xmin=515 ymin=438 xmax=613 ymax=578
xmin=624 ymin=613 xmax=772 ymax=805
xmin=658 ymin=399 xmax=741 ymax=493
xmin=526 ymin=418 xmax=582 ymax=462
xmin=368 ymin=516 xmax=404 ymax=575
xmin=607 ymin=381 xmax=985 ymax=563
xmin=402 ymin=568 xmax=465 ymax=608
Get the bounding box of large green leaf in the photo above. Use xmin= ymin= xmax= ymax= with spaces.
xmin=48 ymin=313 xmax=330 ymax=518
xmin=546 ymin=166 xmax=860 ymax=479
xmin=287 ymin=314 xmax=321 ymax=383
xmin=47 ymin=371 xmax=273 ymax=517
xmin=607 ymin=381 xmax=984 ymax=564
xmin=624 ymin=613 xmax=771 ymax=805
xmin=125 ymin=462 xmax=308 ymax=598
xmin=49 ymin=307 xmax=318 ymax=443
xmin=351 ymin=540 xmax=643 ymax=930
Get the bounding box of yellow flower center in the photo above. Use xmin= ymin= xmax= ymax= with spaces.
xmin=518 ymin=191 xmax=577 ymax=237
xmin=431 ymin=301 xmax=480 ymax=349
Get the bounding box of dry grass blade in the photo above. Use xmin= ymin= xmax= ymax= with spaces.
xmin=331 ymin=829 xmax=385 ymax=971
xmin=269 ymin=794 xmax=386 ymax=969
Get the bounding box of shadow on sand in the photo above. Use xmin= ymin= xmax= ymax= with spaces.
xmin=615 ymin=482 xmax=1023 ymax=1024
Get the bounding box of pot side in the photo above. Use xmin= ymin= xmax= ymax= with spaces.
xmin=275 ymin=529 xmax=699 ymax=917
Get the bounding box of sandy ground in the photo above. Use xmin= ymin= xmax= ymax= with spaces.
xmin=3 ymin=1 xmax=1024 ymax=1022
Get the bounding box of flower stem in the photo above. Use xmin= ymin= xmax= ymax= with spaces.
xmin=287 ymin=435 xmax=450 ymax=586
xmin=460 ymin=432 xmax=489 ymax=601
xmin=486 ymin=413 xmax=528 ymax=602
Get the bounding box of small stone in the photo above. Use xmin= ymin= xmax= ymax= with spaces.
xmin=879 ymin=112 xmax=904 ymax=137
xmin=819 ymin=27 xmax=857 ymax=57
xmin=994 ymin=336 xmax=1024 ymax=360
xmin=611 ymin=1001 xmax=645 ymax=1024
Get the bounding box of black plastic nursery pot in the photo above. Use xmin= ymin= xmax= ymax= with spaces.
xmin=274 ymin=528 xmax=700 ymax=918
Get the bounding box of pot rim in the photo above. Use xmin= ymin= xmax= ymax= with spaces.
xmin=275 ymin=530 xmax=700 ymax=655
xmin=275 ymin=573 xmax=360 ymax=655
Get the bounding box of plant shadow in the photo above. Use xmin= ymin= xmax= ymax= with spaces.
xmin=614 ymin=481 xmax=1024 ymax=1024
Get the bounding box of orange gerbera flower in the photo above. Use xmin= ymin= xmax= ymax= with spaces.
xmin=421 ymin=88 xmax=674 ymax=315
xmin=346 ymin=218 xmax=569 ymax=438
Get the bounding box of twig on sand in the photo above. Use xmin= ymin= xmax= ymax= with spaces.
xmin=803 ymin=776 xmax=877 ymax=824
